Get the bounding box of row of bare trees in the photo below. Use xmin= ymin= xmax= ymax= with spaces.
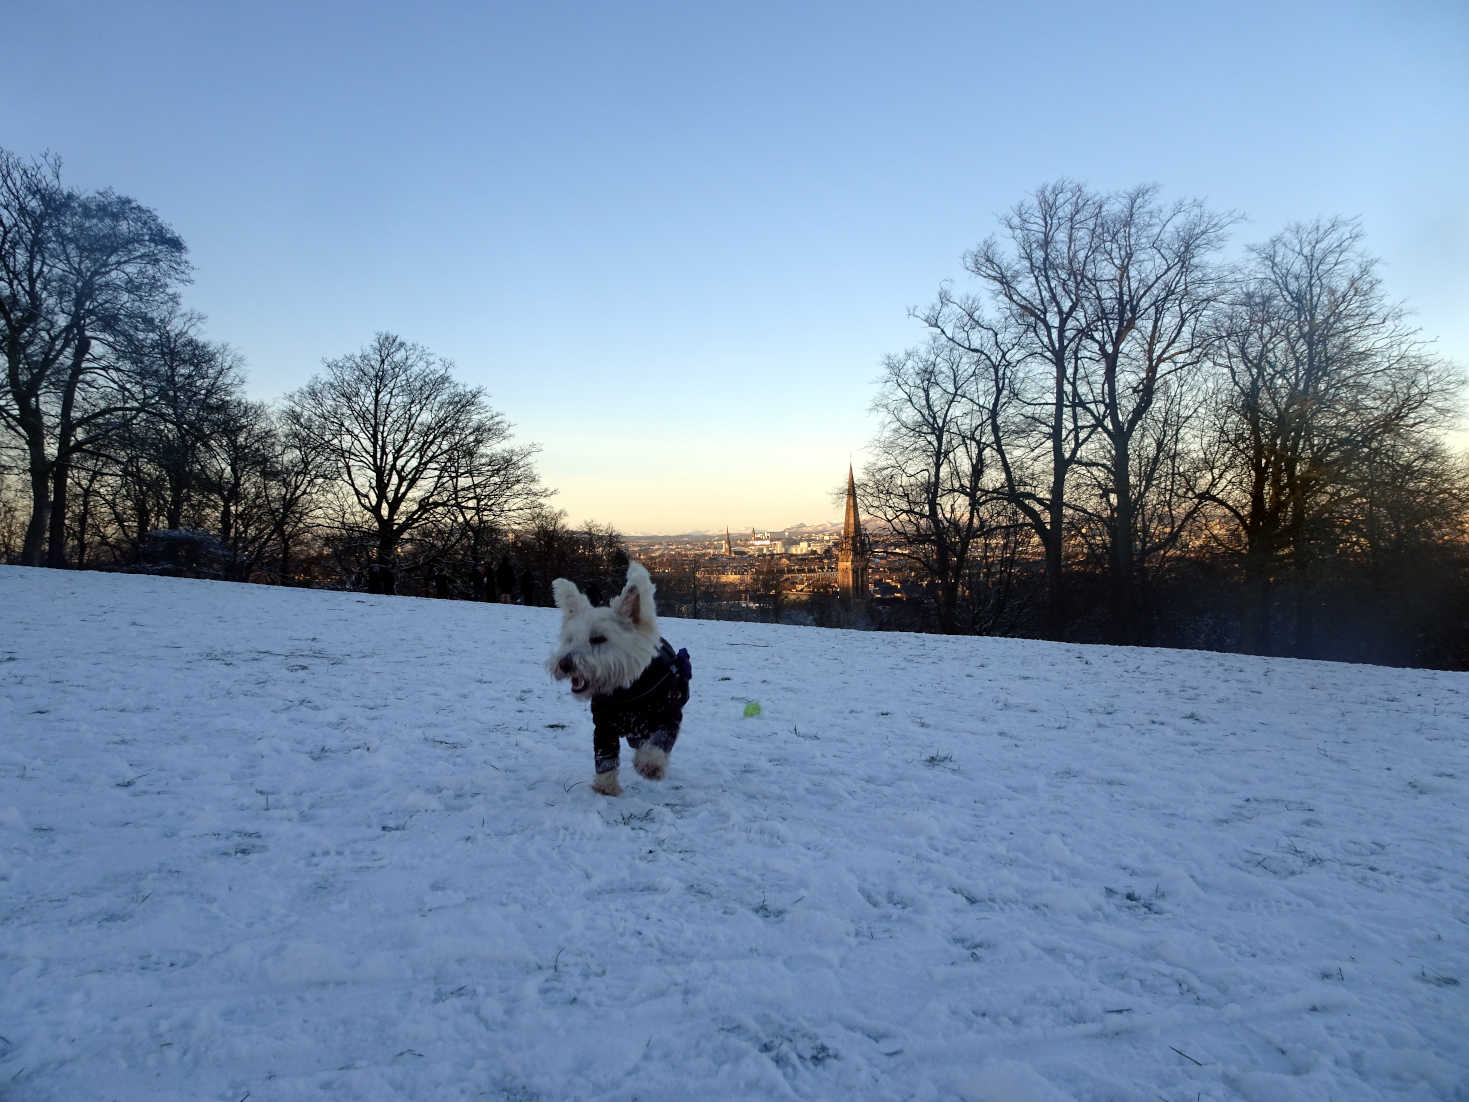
xmin=1 ymin=149 xmax=550 ymax=586
xmin=866 ymin=181 xmax=1466 ymax=665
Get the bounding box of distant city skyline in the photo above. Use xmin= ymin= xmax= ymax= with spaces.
xmin=626 ymin=519 xmax=851 ymax=542
xmin=8 ymin=0 xmax=1467 ymax=534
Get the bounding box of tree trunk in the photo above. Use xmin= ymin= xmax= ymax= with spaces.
xmin=14 ymin=386 xmax=51 ymax=565
xmin=166 ymin=486 xmax=186 ymax=531
xmin=132 ymin=483 xmax=152 ymax=559
xmin=1044 ymin=359 xmax=1069 ymax=640
xmin=74 ymin=474 xmax=94 ymax=567
xmin=45 ymin=337 xmax=91 ymax=569
xmin=46 ymin=446 xmax=72 ymax=568
xmin=375 ymin=526 xmax=398 ymax=594
xmin=22 ymin=457 xmax=51 ymax=566
xmin=1241 ymin=548 xmax=1274 ymax=655
xmin=1291 ymin=550 xmax=1317 ymax=659
xmin=1108 ymin=440 xmax=1138 ymax=644
xmin=1044 ymin=497 xmax=1066 ymax=640
xmin=275 ymin=521 xmax=292 ymax=584
xmin=937 ymin=577 xmax=962 ymax=635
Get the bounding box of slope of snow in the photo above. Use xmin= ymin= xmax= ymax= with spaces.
xmin=1 ymin=566 xmax=1465 ymax=1101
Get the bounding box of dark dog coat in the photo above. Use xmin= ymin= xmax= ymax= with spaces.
xmin=589 ymin=639 xmax=692 ymax=775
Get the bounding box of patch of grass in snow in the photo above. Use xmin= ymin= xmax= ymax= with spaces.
xmin=308 ymin=742 xmax=371 ymax=761
xmin=721 ymin=1020 xmax=841 ymax=1073
xmin=1419 ymin=970 xmax=1460 ymax=987
xmin=1106 ymin=884 xmax=1166 ymax=915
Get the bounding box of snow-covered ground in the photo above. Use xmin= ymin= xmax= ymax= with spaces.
xmin=1 ymin=567 xmax=1466 ymax=1101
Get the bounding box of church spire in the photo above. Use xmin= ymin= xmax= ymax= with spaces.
xmin=842 ymin=463 xmax=863 ymax=546
xmin=838 ymin=463 xmax=868 ymax=608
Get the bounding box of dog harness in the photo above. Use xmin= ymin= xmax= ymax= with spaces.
xmin=589 ymin=638 xmax=692 ymax=775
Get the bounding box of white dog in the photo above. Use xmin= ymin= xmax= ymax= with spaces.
xmin=546 ymin=562 xmax=692 ymax=796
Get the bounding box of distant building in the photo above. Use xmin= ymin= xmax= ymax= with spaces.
xmin=837 ymin=464 xmax=869 ymax=605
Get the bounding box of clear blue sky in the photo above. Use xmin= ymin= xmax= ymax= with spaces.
xmin=8 ymin=0 xmax=1467 ymax=533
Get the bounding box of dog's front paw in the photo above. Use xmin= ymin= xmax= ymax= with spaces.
xmin=633 ymin=745 xmax=668 ymax=781
xmin=590 ymin=770 xmax=622 ymax=797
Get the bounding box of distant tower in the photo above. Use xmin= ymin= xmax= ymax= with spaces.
xmin=724 ymin=528 xmax=733 ymax=556
xmin=837 ymin=464 xmax=869 ymax=605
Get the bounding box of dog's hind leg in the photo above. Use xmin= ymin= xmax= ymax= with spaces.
xmin=633 ymin=743 xmax=669 ymax=781
xmin=634 ymin=734 xmax=672 ymax=787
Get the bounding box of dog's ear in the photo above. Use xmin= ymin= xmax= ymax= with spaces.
xmin=552 ymin=578 xmax=591 ymax=618
xmin=612 ymin=562 xmax=657 ymax=632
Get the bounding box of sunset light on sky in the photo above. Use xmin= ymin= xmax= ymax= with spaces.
xmin=8 ymin=0 xmax=1467 ymax=533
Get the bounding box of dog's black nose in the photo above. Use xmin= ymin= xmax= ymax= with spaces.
xmin=558 ymin=656 xmax=574 ymax=674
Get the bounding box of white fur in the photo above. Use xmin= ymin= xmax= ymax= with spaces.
xmin=633 ymin=744 xmax=668 ymax=781
xmin=545 ymin=562 xmax=661 ymax=700
xmin=590 ymin=770 xmax=622 ymax=797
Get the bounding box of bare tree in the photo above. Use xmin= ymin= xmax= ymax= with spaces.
xmin=749 ymin=554 xmax=787 ymax=623
xmin=254 ymin=409 xmax=330 ymax=584
xmin=286 ymin=332 xmax=543 ymax=579
xmin=864 ymin=336 xmax=1016 ymax=633
xmin=61 ymin=317 xmax=244 ymax=566
xmin=59 ymin=455 xmax=110 ymax=567
xmin=442 ymin=425 xmax=547 ymax=573
xmin=133 ymin=312 xmax=246 ymax=532
xmin=0 ymin=464 xmax=25 ymax=560
xmin=0 ymin=148 xmax=190 ymax=566
xmin=923 ymin=181 xmax=1104 ymax=637
xmin=1207 ymin=218 xmax=1463 ymax=655
xmin=198 ymin=398 xmax=282 ymax=578
xmin=0 ymin=150 xmax=72 ymax=563
xmin=1070 ymin=188 xmax=1235 ymax=640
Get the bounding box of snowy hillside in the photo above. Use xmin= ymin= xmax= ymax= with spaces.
xmin=1 ymin=567 xmax=1466 ymax=1101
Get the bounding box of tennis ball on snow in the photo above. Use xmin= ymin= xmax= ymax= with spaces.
xmin=742 ymin=700 xmax=763 ymax=718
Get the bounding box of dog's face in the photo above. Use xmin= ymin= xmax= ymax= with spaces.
xmin=546 ymin=562 xmax=661 ymax=700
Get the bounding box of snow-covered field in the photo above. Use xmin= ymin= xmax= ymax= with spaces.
xmin=1 ymin=567 xmax=1465 ymax=1101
